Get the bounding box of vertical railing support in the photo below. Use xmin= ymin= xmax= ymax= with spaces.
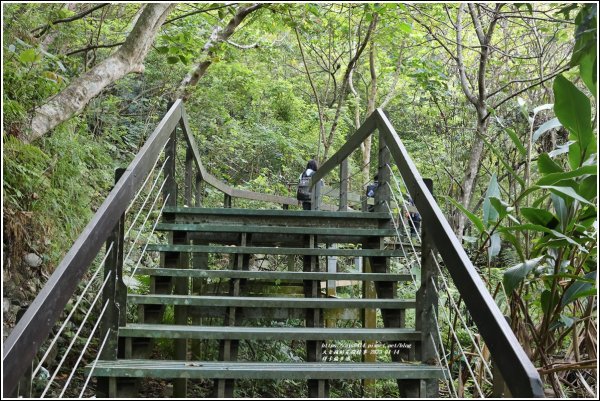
xmin=184 ymin=147 xmax=193 ymax=207
xmin=339 ymin=158 xmax=348 ymax=211
xmin=416 ymin=178 xmax=439 ymax=397
xmin=97 ymin=168 xmax=126 ymax=397
xmin=224 ymin=193 xmax=232 ymax=208
xmin=195 ymin=172 xmax=203 ymax=207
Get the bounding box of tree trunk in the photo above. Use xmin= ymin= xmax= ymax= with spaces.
xmin=22 ymin=3 xmax=173 ymax=143
xmin=174 ymin=4 xmax=263 ymax=101
xmin=361 ymin=34 xmax=377 ymax=188
xmin=455 ymin=115 xmax=488 ymax=238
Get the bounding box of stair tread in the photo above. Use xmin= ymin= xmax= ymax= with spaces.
xmin=119 ymin=324 xmax=421 ymax=341
xmin=156 ymin=223 xmax=397 ymax=236
xmin=146 ymin=244 xmax=404 ymax=257
xmin=134 ymin=268 xmax=413 ymax=282
xmin=88 ymin=360 xmax=445 ymax=380
xmin=128 ymin=294 xmax=415 ymax=309
xmin=163 ymin=207 xmax=390 ymax=219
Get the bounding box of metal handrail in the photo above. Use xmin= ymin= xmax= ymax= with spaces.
xmin=310 ymin=108 xmax=544 ymax=397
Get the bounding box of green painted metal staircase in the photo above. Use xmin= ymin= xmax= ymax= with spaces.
xmin=3 ymin=101 xmax=544 ymax=398
xmin=88 ymin=207 xmax=444 ymax=397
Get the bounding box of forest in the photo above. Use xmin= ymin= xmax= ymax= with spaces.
xmin=2 ymin=2 xmax=598 ymax=398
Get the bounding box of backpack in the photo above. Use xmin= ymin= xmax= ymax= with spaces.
xmin=296 ymin=171 xmax=312 ymax=201
xmin=366 ymin=182 xmax=378 ymax=198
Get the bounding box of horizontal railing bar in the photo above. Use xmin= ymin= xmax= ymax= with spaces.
xmin=2 ymin=100 xmax=184 ymax=397
xmin=375 ymin=108 xmax=543 ymax=398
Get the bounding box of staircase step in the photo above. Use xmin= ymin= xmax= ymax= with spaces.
xmin=146 ymin=244 xmax=404 ymax=257
xmin=128 ymin=294 xmax=415 ymax=309
xmin=156 ymin=223 xmax=397 ymax=236
xmin=119 ymin=324 xmax=421 ymax=341
xmin=88 ymin=360 xmax=445 ymax=380
xmin=134 ymin=268 xmax=413 ymax=282
xmin=163 ymin=207 xmax=390 ymax=220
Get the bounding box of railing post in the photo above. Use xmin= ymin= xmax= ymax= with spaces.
xmin=97 ymin=168 xmax=126 ymax=397
xmin=416 ymin=178 xmax=439 ymax=397
xmin=224 ymin=193 xmax=232 ymax=208
xmin=195 ymin=172 xmax=203 ymax=207
xmin=339 ymin=158 xmax=348 ymax=211
xmin=312 ymin=180 xmax=322 ymax=211
xmin=164 ymin=103 xmax=178 ymax=207
xmin=185 ymin=146 xmax=193 ymax=207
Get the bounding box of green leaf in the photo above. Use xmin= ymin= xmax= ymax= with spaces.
xmin=18 ymin=48 xmax=39 ymax=64
xmin=483 ymin=137 xmax=525 ymax=186
xmin=579 ymin=175 xmax=597 ymax=202
xmin=501 ymin=231 xmax=525 ymax=262
xmin=540 ymin=185 xmax=595 ymax=205
xmin=561 ymin=271 xmax=597 ymax=306
xmin=536 ymin=165 xmax=597 ymax=186
xmin=553 ymin=74 xmax=593 ymax=157
xmin=533 ymin=118 xmax=562 ymax=143
xmin=537 ymin=154 xmax=563 ymax=174
xmin=490 ymin=197 xmax=512 ymax=220
xmin=398 ymin=22 xmax=412 ymax=34
xmin=156 ymin=46 xmax=169 ymax=54
xmin=483 ymin=174 xmax=500 ymax=225
xmin=166 ymin=56 xmax=179 ymax=64
xmin=503 ymin=256 xmax=544 ymax=294
xmin=500 ymin=224 xmax=586 ymax=252
xmin=488 ymin=232 xmax=501 ymax=263
xmin=520 ymin=207 xmax=559 ymax=228
xmin=579 ymin=50 xmax=597 ymax=97
xmin=445 ymin=196 xmax=485 ymax=234
xmin=568 ymin=141 xmax=582 ymax=169
xmin=541 ymin=289 xmax=560 ymax=316
xmin=504 ymin=128 xmax=526 ymax=155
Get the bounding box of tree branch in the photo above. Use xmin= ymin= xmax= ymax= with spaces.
xmin=485 ymin=65 xmax=572 ymax=122
xmin=32 ymin=4 xmax=110 ymax=37
xmin=66 ymin=41 xmax=125 ymax=57
xmin=174 ymin=3 xmax=263 ymax=100
xmin=456 ymin=4 xmax=478 ymax=105
xmin=162 ymin=3 xmax=236 ymax=26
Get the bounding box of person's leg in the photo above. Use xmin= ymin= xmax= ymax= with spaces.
xmin=303 ymin=201 xmax=312 ymax=210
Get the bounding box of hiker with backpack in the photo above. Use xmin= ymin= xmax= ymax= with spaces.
xmin=365 ymin=174 xmax=379 ymax=212
xmin=297 ymin=159 xmax=320 ymax=210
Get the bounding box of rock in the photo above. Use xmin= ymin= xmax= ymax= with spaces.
xmin=24 ymin=253 xmax=42 ymax=268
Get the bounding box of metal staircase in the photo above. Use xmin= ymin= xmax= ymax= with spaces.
xmin=89 ymin=207 xmax=444 ymax=397
xmin=3 ymin=100 xmax=544 ymax=398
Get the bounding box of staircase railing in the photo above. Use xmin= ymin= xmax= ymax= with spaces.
xmin=310 ymin=108 xmax=544 ymax=397
xmin=2 ymin=100 xmax=335 ymax=397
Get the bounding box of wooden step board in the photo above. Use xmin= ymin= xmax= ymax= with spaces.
xmin=146 ymin=244 xmax=404 ymax=257
xmin=162 ymin=207 xmax=390 ymax=220
xmin=119 ymin=324 xmax=421 ymax=341
xmin=88 ymin=360 xmax=445 ymax=380
xmin=156 ymin=223 xmax=397 ymax=236
xmin=161 ymin=207 xmax=391 ymax=229
xmin=128 ymin=294 xmax=416 ymax=309
xmin=134 ymin=268 xmax=414 ymax=282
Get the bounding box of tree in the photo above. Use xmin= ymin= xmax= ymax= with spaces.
xmin=21 ymin=3 xmax=174 ymax=143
